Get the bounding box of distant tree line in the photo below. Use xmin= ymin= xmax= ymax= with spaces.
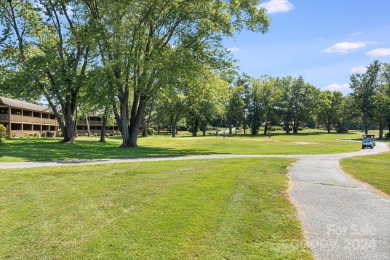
xmin=146 ymin=61 xmax=390 ymax=139
xmin=248 ymin=61 xmax=390 ymax=139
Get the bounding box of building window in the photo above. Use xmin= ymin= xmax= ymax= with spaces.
xmin=0 ymin=108 xmax=8 ymax=114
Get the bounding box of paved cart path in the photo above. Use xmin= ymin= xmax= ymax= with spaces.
xmin=0 ymin=141 xmax=389 ymax=259
xmin=289 ymin=142 xmax=390 ymax=260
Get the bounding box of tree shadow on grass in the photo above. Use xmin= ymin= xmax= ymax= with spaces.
xmin=0 ymin=138 xmax=219 ymax=162
xmin=230 ymin=131 xmax=352 ymax=138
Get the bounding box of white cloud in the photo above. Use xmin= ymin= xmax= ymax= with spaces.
xmin=227 ymin=47 xmax=240 ymax=52
xmin=322 ymin=41 xmax=373 ymax=54
xmin=351 ymin=65 xmax=367 ymax=74
xmin=258 ymin=0 xmax=294 ymax=14
xmin=326 ymin=83 xmax=351 ymax=93
xmin=366 ymin=48 xmax=390 ymax=57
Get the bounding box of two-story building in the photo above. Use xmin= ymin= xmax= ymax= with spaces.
xmin=0 ymin=96 xmax=59 ymax=137
xmin=0 ymin=96 xmax=120 ymax=137
xmin=77 ymin=116 xmax=119 ymax=136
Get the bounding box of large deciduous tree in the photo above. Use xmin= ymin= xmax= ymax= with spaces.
xmin=247 ymin=78 xmax=263 ymax=135
xmin=0 ymin=0 xmax=91 ymax=143
xmin=275 ymin=76 xmax=318 ymax=134
xmin=83 ymin=0 xmax=269 ymax=147
xmin=246 ymin=76 xmax=278 ymax=135
xmin=289 ymin=77 xmax=319 ymax=134
xmin=226 ymin=85 xmax=245 ymax=134
xmin=374 ymin=63 xmax=390 ymax=139
xmin=350 ymin=60 xmax=381 ymax=134
xmin=317 ymin=90 xmax=344 ymax=133
xmin=154 ymin=82 xmax=187 ymax=138
xmin=185 ymin=71 xmax=229 ymax=136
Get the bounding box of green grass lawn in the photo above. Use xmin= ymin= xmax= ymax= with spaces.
xmin=0 ymin=130 xmax=365 ymax=162
xmin=0 ymin=158 xmax=312 ymax=259
xmin=341 ymin=151 xmax=390 ymax=195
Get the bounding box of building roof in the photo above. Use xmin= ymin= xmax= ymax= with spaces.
xmin=0 ymin=96 xmax=50 ymax=113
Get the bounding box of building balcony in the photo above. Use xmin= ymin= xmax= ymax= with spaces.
xmin=7 ymin=115 xmax=57 ymax=125
xmin=78 ymin=120 xmax=102 ymax=126
xmin=0 ymin=114 xmax=9 ymax=122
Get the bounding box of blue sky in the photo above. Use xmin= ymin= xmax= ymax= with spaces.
xmin=223 ymin=0 xmax=390 ymax=94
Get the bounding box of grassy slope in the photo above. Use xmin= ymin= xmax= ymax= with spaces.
xmin=0 ymin=158 xmax=312 ymax=259
xmin=0 ymin=130 xmax=363 ymax=162
xmin=341 ymin=150 xmax=390 ymax=195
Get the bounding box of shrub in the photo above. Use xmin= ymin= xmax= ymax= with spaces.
xmin=46 ymin=131 xmax=54 ymax=137
xmin=33 ymin=133 xmax=40 ymax=138
xmin=147 ymin=128 xmax=154 ymax=135
xmin=0 ymin=124 xmax=7 ymax=143
xmin=337 ymin=126 xmax=349 ymax=133
xmin=268 ymin=126 xmax=283 ymax=131
xmin=385 ymin=132 xmax=390 ymax=139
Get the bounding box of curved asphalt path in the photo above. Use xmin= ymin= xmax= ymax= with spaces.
xmin=0 ymin=141 xmax=389 ymax=259
xmin=289 ymin=142 xmax=390 ymax=260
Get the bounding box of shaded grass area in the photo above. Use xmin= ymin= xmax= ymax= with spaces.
xmin=0 ymin=158 xmax=312 ymax=259
xmin=340 ymin=151 xmax=390 ymax=195
xmin=0 ymin=130 xmax=364 ymax=162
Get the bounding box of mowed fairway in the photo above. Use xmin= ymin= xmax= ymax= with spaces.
xmin=0 ymin=130 xmax=363 ymax=162
xmin=0 ymin=158 xmax=312 ymax=259
xmin=341 ymin=151 xmax=390 ymax=195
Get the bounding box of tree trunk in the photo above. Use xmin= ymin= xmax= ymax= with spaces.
xmin=363 ymin=112 xmax=369 ymax=134
xmin=171 ymin=124 xmax=176 ymax=138
xmin=263 ymin=110 xmax=269 ymax=135
xmin=335 ymin=123 xmax=339 ymax=133
xmin=44 ymin=94 xmax=66 ymax=138
xmin=62 ymin=118 xmax=76 ymax=143
xmin=126 ymin=94 xmax=147 ymax=147
xmin=119 ymin=94 xmax=130 ymax=148
xmin=128 ymin=124 xmax=139 ymax=147
xmin=251 ymin=118 xmax=258 ymax=135
xmin=378 ymin=122 xmax=384 ymax=140
xmin=142 ymin=117 xmax=147 ymax=137
xmin=112 ymin=100 xmax=122 ymax=135
xmin=293 ymin=121 xmax=299 ymax=134
xmin=99 ymin=114 xmax=107 ymax=143
xmin=171 ymin=116 xmax=176 ymax=138
xmin=85 ymin=115 xmax=91 ymax=137
xmin=251 ymin=125 xmax=257 ymax=135
xmin=192 ymin=118 xmax=199 ymax=137
xmin=285 ymin=119 xmax=290 ymax=134
xmin=61 ymin=101 xmax=77 ymax=143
